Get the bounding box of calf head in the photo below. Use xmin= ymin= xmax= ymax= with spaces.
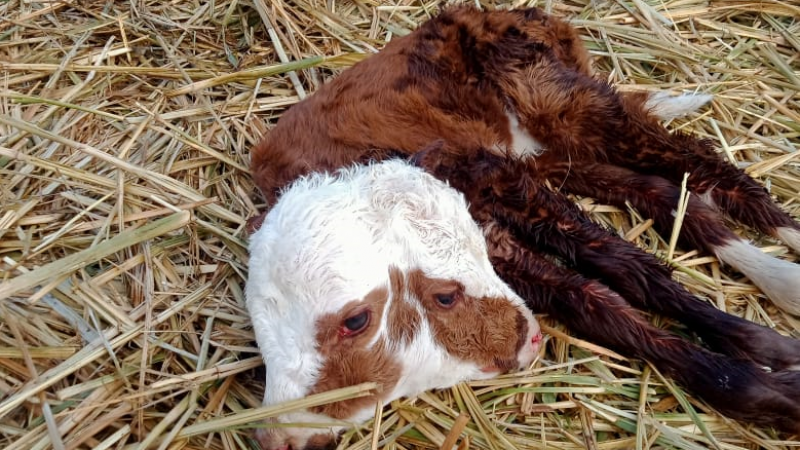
xmin=246 ymin=159 xmax=541 ymax=450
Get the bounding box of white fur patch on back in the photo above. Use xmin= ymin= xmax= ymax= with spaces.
xmin=506 ymin=111 xmax=544 ymax=156
xmin=715 ymin=238 xmax=800 ymax=315
xmin=645 ymin=91 xmax=714 ymax=120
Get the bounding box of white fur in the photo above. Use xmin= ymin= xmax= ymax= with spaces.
xmin=697 ymin=190 xmax=717 ymax=210
xmin=775 ymin=227 xmax=800 ymax=254
xmin=645 ymin=91 xmax=713 ymax=120
xmin=246 ymin=159 xmax=539 ymax=450
xmin=714 ymin=239 xmax=800 ymax=315
xmin=506 ymin=111 xmax=545 ymax=156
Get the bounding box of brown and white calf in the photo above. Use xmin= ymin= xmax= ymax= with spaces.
xmin=246 ymin=5 xmax=800 ymax=448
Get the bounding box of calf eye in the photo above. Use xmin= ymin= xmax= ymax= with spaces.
xmin=341 ymin=311 xmax=370 ymax=336
xmin=434 ymin=292 xmax=458 ymax=308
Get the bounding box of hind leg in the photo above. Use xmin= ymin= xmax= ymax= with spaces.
xmin=616 ymin=92 xmax=800 ymax=254
xmin=511 ymin=8 xmax=709 ymax=125
xmin=476 ymin=41 xmax=800 ymax=313
xmin=479 ymin=30 xmax=800 ymax=256
xmin=540 ymin=160 xmax=800 ymax=317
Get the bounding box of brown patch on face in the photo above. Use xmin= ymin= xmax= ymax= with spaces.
xmin=386 ymin=267 xmax=422 ymax=345
xmin=309 ymin=285 xmax=401 ymax=420
xmin=246 ymin=211 xmax=267 ymax=235
xmin=408 ymin=269 xmax=527 ymax=372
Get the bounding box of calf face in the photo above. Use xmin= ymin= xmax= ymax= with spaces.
xmin=246 ymin=159 xmax=541 ymax=450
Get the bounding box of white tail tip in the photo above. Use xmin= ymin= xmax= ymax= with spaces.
xmin=775 ymin=227 xmax=800 ymax=255
xmin=645 ymin=91 xmax=714 ymax=120
xmin=715 ymin=239 xmax=800 ymax=316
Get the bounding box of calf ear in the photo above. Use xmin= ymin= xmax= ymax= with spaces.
xmin=246 ymin=212 xmax=268 ymax=235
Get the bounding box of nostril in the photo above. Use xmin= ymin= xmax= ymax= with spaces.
xmin=531 ymin=331 xmax=543 ymax=346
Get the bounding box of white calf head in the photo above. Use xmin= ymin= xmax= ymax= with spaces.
xmin=246 ymin=159 xmax=541 ymax=450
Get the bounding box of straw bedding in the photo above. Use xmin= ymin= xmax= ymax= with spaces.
xmin=0 ymin=0 xmax=798 ymax=449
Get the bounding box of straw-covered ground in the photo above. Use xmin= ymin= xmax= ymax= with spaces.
xmin=1 ymin=0 xmax=798 ymax=449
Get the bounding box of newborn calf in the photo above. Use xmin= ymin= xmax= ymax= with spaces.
xmin=247 ymin=4 xmax=800 ymax=442
xmin=246 ymin=159 xmax=541 ymax=450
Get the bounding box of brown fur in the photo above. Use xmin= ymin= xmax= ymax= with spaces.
xmin=407 ymin=269 xmax=529 ymax=372
xmin=250 ymin=8 xmax=592 ymax=205
xmin=386 ymin=268 xmax=422 ymax=346
xmin=251 ymin=5 xmax=800 ymax=435
xmin=310 ymin=288 xmax=400 ymax=420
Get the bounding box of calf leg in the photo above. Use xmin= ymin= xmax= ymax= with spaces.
xmin=482 ymin=222 xmax=800 ymax=433
xmin=617 ymin=94 xmax=800 ymax=251
xmin=411 ymin=146 xmax=800 ymax=368
xmin=508 ymin=8 xmax=714 ymax=122
xmin=496 ymin=160 xmax=800 ymax=367
xmin=541 ymin=161 xmax=800 ymax=317
xmin=639 ymin=90 xmax=715 ymax=121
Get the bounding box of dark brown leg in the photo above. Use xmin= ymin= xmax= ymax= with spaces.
xmin=614 ymin=94 xmax=800 ymax=248
xmin=482 ymin=222 xmax=800 ymax=433
xmin=471 ymin=43 xmax=800 ymax=313
xmin=539 ymin=160 xmax=800 ymax=317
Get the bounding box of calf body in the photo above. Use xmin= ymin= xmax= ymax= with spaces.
xmin=248 ymin=5 xmax=800 ymax=446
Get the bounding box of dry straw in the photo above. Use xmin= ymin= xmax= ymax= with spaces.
xmin=0 ymin=0 xmax=798 ymax=449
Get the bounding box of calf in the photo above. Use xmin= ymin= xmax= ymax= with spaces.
xmin=246 ymin=5 xmax=800 ymax=447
